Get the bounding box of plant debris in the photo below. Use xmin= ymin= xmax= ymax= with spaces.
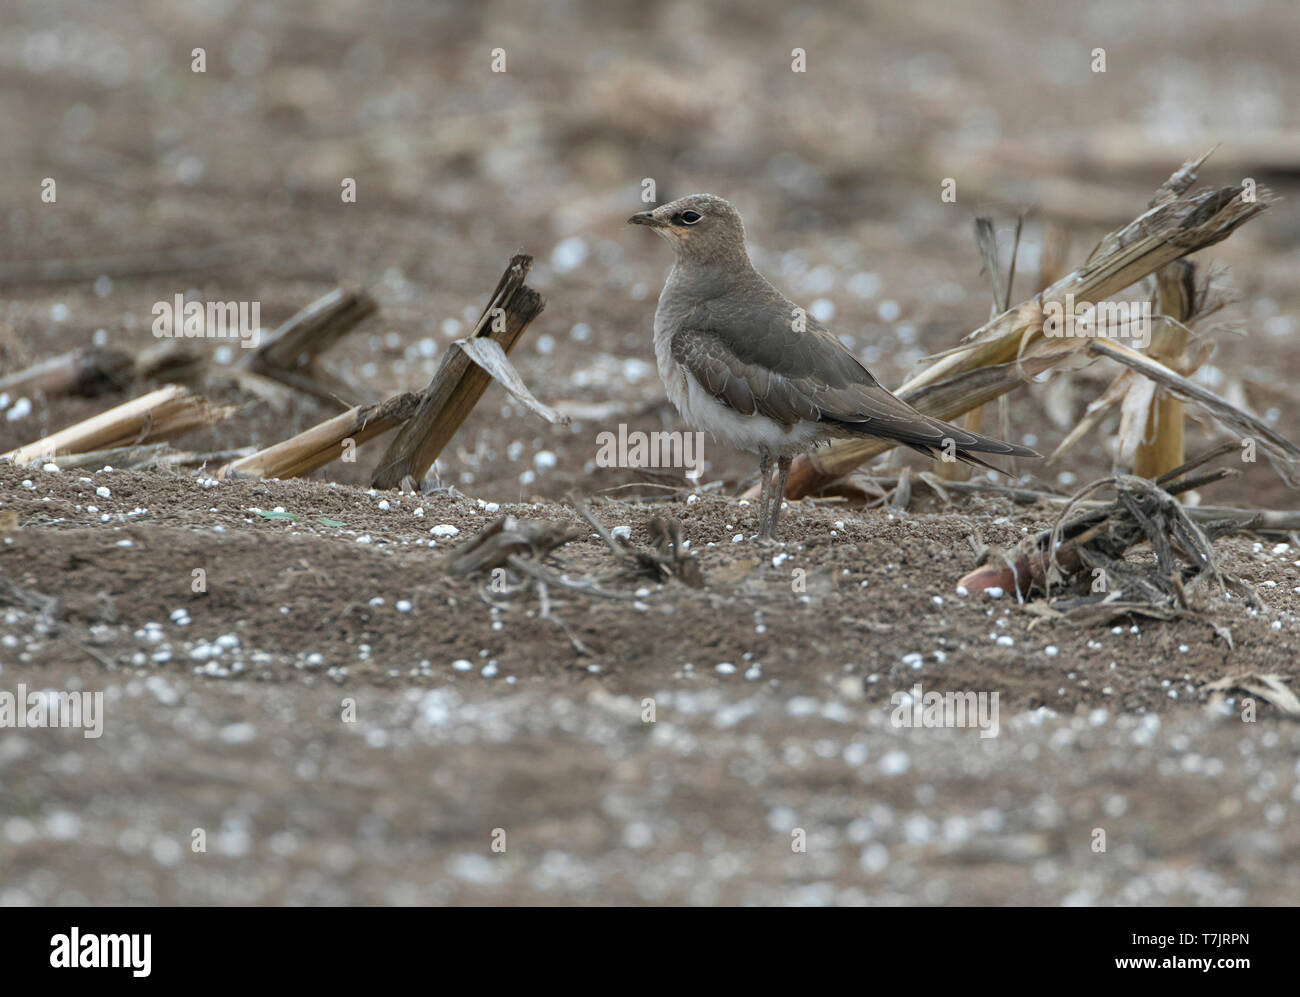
xmin=958 ymin=446 xmax=1262 ymax=637
xmin=1203 ymin=673 xmax=1300 ymax=717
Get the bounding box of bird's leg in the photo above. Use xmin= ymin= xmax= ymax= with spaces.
xmin=770 ymin=455 xmax=793 ymax=541
xmin=757 ymin=452 xmax=772 ymax=539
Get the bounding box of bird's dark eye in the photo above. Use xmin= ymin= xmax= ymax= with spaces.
xmin=680 ymin=210 xmax=702 ymax=225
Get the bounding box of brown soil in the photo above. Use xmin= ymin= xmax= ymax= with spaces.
xmin=2 ymin=0 xmax=1299 ymax=906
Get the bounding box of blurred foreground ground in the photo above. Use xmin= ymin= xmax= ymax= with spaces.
xmin=2 ymin=1 xmax=1299 ymax=904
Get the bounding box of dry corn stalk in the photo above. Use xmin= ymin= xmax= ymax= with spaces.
xmin=0 ymin=347 xmax=132 ymax=397
xmin=0 ymin=341 xmax=206 ymax=399
xmin=1131 ymin=264 xmax=1193 ymax=477
xmin=1089 ymin=338 xmax=1300 ymax=485
xmin=1053 ymin=257 xmax=1221 ymax=476
xmin=220 ymin=392 xmax=420 ymax=480
xmin=39 ymin=444 xmax=253 ymax=472
xmin=934 ymin=217 xmax=1018 ymax=482
xmin=781 ymin=151 xmax=1272 ymax=499
xmin=371 ymin=254 xmax=545 ymax=490
xmin=838 ymin=465 xmax=1300 ymax=535
xmin=3 ymin=385 xmax=235 ymax=466
xmin=955 ymin=446 xmax=1259 ymax=637
xmin=244 ymin=287 xmax=378 ymax=407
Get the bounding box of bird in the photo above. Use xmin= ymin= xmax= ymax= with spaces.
xmin=629 ymin=193 xmax=1039 ymax=541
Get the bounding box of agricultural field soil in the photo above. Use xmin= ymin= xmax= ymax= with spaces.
xmin=2 ymin=0 xmax=1299 ymax=905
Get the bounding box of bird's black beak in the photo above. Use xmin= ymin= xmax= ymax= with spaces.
xmin=627 ymin=211 xmax=663 ymax=227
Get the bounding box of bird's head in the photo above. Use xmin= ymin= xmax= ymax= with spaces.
xmin=627 ymin=193 xmax=748 ymax=266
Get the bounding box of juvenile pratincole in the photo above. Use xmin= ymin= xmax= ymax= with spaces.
xmin=629 ymin=193 xmax=1039 ymax=541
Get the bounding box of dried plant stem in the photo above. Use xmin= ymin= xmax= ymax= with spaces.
xmin=244 ymin=287 xmax=378 ymax=408
xmin=220 ymin=392 xmax=420 ymax=480
xmin=782 ymin=152 xmax=1272 ymax=499
xmin=371 ymin=255 xmax=545 ymax=490
xmin=1132 ymin=262 xmax=1194 ymax=479
xmin=3 ymin=385 xmax=235 ymax=466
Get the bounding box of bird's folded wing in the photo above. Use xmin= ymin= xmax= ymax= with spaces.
xmin=669 ymin=316 xmax=999 ymax=450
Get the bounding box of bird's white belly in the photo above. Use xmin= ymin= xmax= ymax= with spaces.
xmin=661 ymin=361 xmax=827 ymax=458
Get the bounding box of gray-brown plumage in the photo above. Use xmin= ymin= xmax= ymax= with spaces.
xmin=629 ymin=193 xmax=1039 ymax=540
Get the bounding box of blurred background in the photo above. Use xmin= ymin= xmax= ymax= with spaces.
xmin=3 ymin=0 xmax=1300 ymax=909
xmin=1 ymin=0 xmax=1298 ymax=504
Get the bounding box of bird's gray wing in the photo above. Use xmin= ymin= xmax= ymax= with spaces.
xmin=669 ymin=296 xmax=1033 ymax=456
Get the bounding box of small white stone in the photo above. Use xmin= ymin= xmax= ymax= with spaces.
xmin=219 ymin=723 xmax=256 ymax=744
